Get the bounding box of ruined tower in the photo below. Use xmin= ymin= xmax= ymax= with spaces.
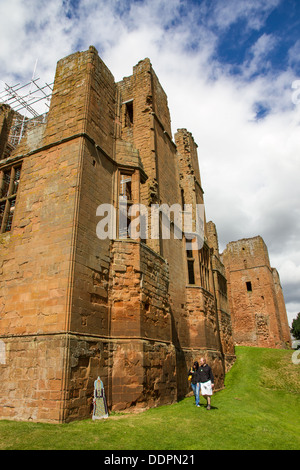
xmin=222 ymin=236 xmax=291 ymax=348
xmin=0 ymin=46 xmax=234 ymax=422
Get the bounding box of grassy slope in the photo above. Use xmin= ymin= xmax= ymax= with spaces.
xmin=0 ymin=346 xmax=299 ymax=450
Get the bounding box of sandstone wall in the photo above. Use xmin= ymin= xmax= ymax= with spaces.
xmin=0 ymin=47 xmax=234 ymax=422
xmin=222 ymin=236 xmax=291 ymax=348
xmin=206 ymin=221 xmax=235 ymax=371
xmin=0 ymin=46 xmax=117 ymax=422
xmin=109 ymin=240 xmax=176 ymax=411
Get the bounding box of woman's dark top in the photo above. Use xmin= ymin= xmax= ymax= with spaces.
xmin=188 ymin=368 xmax=201 ymax=384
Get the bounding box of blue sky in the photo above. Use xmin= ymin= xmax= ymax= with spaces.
xmin=0 ymin=0 xmax=300 ymax=325
xmin=215 ymin=1 xmax=300 ymax=74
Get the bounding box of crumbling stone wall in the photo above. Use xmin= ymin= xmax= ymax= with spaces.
xmin=0 ymin=104 xmax=14 ymax=159
xmin=207 ymin=221 xmax=235 ymax=371
xmin=109 ymin=240 xmax=176 ymax=410
xmin=222 ymin=236 xmax=291 ymax=348
xmin=0 ymin=46 xmax=237 ymax=423
xmin=0 ymin=47 xmax=117 ymax=422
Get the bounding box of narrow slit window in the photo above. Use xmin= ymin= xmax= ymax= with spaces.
xmin=246 ymin=281 xmax=252 ymax=292
xmin=181 ymin=189 xmax=185 ymax=210
xmin=187 ymin=259 xmax=195 ymax=285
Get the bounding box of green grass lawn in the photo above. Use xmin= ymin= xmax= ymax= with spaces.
xmin=0 ymin=346 xmax=299 ymax=450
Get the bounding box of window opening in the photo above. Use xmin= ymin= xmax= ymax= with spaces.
xmin=124 ymin=101 xmax=133 ymax=127
xmin=119 ymin=172 xmax=133 ymax=239
xmin=199 ymin=245 xmax=210 ymax=291
xmin=4 ymin=198 xmax=16 ymax=232
xmin=13 ymin=167 xmax=21 ymax=193
xmin=119 ymin=174 xmax=132 ymax=201
xmin=187 ymin=259 xmax=195 ymax=285
xmin=181 ymin=189 xmax=185 ymax=210
xmin=1 ymin=171 xmax=11 ymax=198
xmin=0 ymin=164 xmax=21 ymax=233
xmin=186 ymin=248 xmax=195 ymax=285
xmin=246 ymin=281 xmax=252 ymax=292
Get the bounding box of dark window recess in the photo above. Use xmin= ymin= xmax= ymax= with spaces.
xmin=0 ymin=202 xmax=6 ymax=228
xmin=125 ymin=101 xmax=133 ymax=127
xmin=199 ymin=245 xmax=210 ymax=291
xmin=188 ymin=259 xmax=195 ymax=285
xmin=181 ymin=189 xmax=185 ymax=210
xmin=1 ymin=171 xmax=11 ymax=198
xmin=246 ymin=281 xmax=252 ymax=292
xmin=0 ymin=165 xmax=21 ymax=233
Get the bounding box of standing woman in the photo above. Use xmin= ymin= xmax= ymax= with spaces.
xmin=188 ymin=361 xmax=201 ymax=407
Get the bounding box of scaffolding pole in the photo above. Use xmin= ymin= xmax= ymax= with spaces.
xmin=0 ymin=66 xmax=53 ymax=147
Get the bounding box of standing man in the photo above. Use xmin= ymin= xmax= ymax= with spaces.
xmin=199 ymin=357 xmax=214 ymax=410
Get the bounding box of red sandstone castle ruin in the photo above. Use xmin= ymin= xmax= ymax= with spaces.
xmin=0 ymin=47 xmax=290 ymax=422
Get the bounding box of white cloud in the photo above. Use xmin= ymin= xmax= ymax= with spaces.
xmin=242 ymin=33 xmax=278 ymax=77
xmin=288 ymin=39 xmax=300 ymax=68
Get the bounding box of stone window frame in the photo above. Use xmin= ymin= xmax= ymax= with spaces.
xmin=119 ymin=172 xmax=133 ymax=202
xmin=123 ymin=99 xmax=134 ymax=128
xmin=0 ymin=163 xmax=22 ymax=233
xmin=117 ymin=168 xmax=134 ymax=239
xmin=199 ymin=244 xmax=210 ymax=291
xmin=186 ymin=248 xmax=195 ymax=285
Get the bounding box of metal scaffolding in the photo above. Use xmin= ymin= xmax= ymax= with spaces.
xmin=0 ymin=76 xmax=53 ymax=147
